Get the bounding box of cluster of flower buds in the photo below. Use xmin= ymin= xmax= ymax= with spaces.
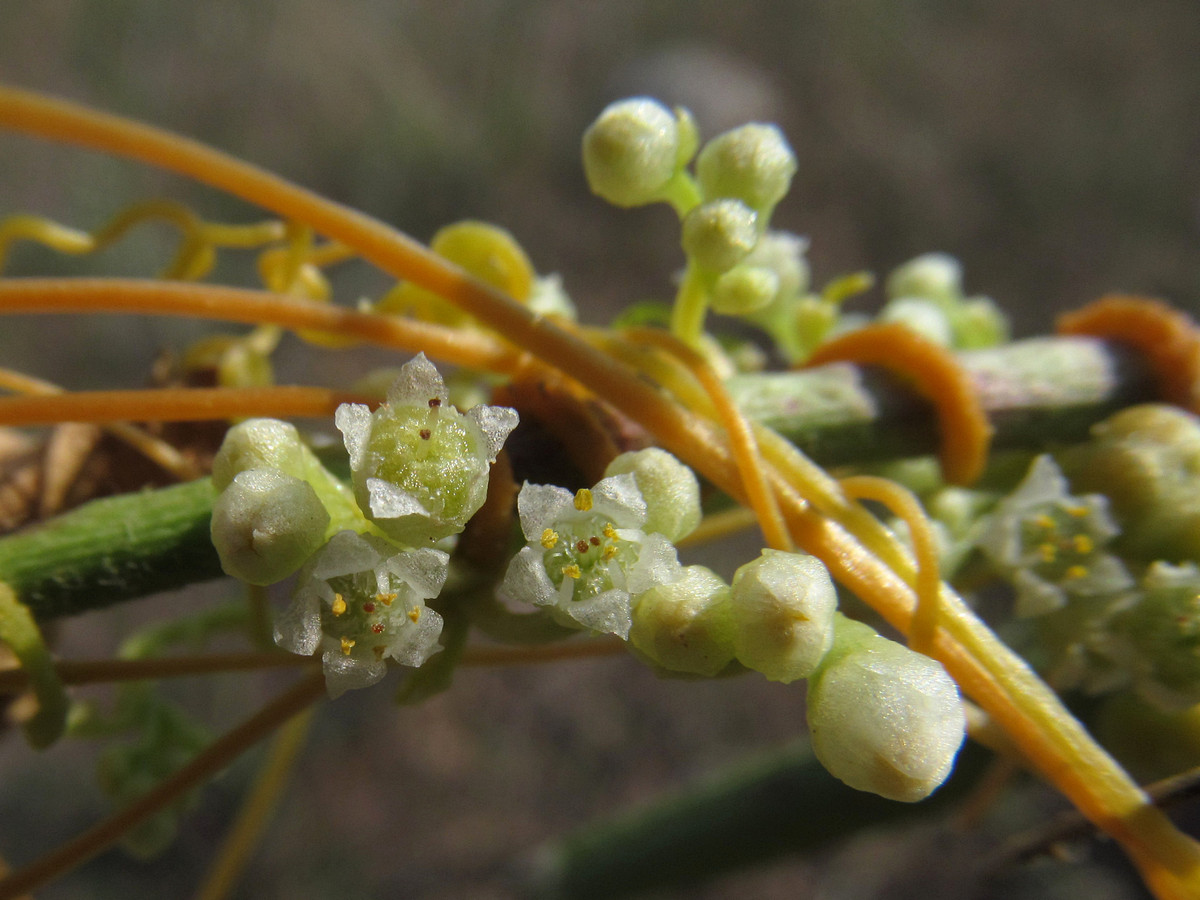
xmin=582 ymin=97 xmax=812 ymax=347
xmin=499 ymin=447 xmax=965 ymax=800
xmin=880 ymin=253 xmax=1009 ymax=350
xmin=210 ymin=354 xmax=518 ymax=696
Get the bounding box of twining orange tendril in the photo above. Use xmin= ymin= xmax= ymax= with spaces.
xmin=0 ymin=367 xmax=200 ymax=480
xmin=805 ymin=323 xmax=993 ymax=486
xmin=839 ymin=475 xmax=942 ymax=653
xmin=622 ymin=327 xmax=793 ymax=552
xmin=0 ymin=279 xmax=524 ymax=378
xmin=1057 ymin=295 xmax=1200 ymax=414
xmin=0 ymin=386 xmax=369 ymax=428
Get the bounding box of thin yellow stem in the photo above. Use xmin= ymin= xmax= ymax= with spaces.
xmin=0 ymin=671 xmax=325 ymax=900
xmin=1 ymin=83 xmax=1195 ymax=895
xmin=0 ymin=367 xmax=201 ymax=479
xmin=0 ymin=278 xmax=524 ymax=377
xmin=193 ymin=710 xmax=313 ymax=900
xmin=839 ymin=475 xmax=941 ymax=653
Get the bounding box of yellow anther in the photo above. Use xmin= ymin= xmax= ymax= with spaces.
xmin=340 ymin=637 xmax=356 ymax=656
xmin=331 ymin=593 xmax=347 ymax=616
xmin=377 ymin=592 xmax=397 ymax=607
xmin=541 ymin=528 xmax=560 ymax=549
xmin=408 ymin=607 xmax=421 ymax=623
xmin=1072 ymin=534 xmax=1095 ymax=555
xmin=574 ymin=488 xmax=594 ymax=512
xmin=1065 ymin=564 xmax=1088 ymax=580
xmin=603 ymin=522 xmax=618 ymax=540
xmin=602 ymin=545 xmax=619 ymax=561
xmin=563 ymin=564 xmax=582 ymax=580
xmin=1068 ymin=505 xmax=1090 ymax=518
xmin=1033 ymin=514 xmax=1056 ymax=531
xmin=1038 ymin=543 xmax=1057 ymax=563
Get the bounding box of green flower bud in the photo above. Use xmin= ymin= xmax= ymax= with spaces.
xmin=885 ymin=253 xmax=963 ymax=307
xmin=212 ymin=418 xmax=310 ymax=490
xmin=582 ymin=98 xmax=683 ymax=208
xmin=604 ymin=448 xmax=701 ymax=542
xmin=1109 ymin=562 xmax=1200 ymax=711
xmin=337 ymin=354 xmax=517 ymax=546
xmin=807 ymin=615 xmax=966 ymax=802
xmin=629 ymin=565 xmax=735 ymax=677
xmin=695 ymin=123 xmax=796 ymax=220
xmin=951 ymin=296 xmax=1009 ymax=349
xmin=681 ymin=199 xmax=758 ymax=274
xmin=1060 ymin=405 xmax=1200 ymax=565
xmin=729 ymin=550 xmax=838 ymax=683
xmin=211 ymin=468 xmax=331 ymax=585
xmin=878 ymin=297 xmax=954 ymax=347
xmin=710 ymin=265 xmax=779 ymax=315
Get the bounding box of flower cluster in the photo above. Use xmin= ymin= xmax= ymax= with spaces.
xmin=499 ymin=448 xmax=966 ymax=801
xmin=211 ymin=354 xmax=518 ymax=695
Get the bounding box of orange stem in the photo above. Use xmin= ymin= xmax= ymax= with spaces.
xmin=0 ymin=386 xmax=368 ymax=427
xmin=0 ymin=278 xmax=523 ymax=377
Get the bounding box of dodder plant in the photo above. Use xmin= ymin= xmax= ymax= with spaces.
xmin=0 ymin=87 xmax=1198 ymax=898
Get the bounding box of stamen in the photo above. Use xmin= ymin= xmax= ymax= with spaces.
xmin=603 ymin=523 xmax=617 ymax=540
xmin=407 ymin=607 xmax=421 ymax=623
xmin=1039 ymin=543 xmax=1057 ymax=563
xmin=331 ymin=594 xmax=347 ymax=616
xmin=340 ymin=637 xmax=356 ymax=656
xmin=541 ymin=528 xmax=559 ymax=549
xmin=377 ymin=592 xmax=397 ymax=606
xmin=562 ymin=564 xmax=582 ymax=580
xmin=574 ymin=489 xmax=593 ymax=511
xmin=602 ymin=545 xmax=619 ymax=561
xmin=1065 ymin=565 xmax=1088 ymax=580
xmin=1072 ymin=534 xmax=1094 ymax=555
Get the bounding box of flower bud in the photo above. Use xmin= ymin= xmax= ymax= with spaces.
xmin=582 ymin=98 xmax=683 ymax=208
xmin=604 ymin=448 xmax=701 ymax=542
xmin=336 ymin=354 xmax=517 ymax=546
xmin=681 ymin=199 xmax=758 ymax=274
xmin=212 ymin=418 xmax=310 ymax=490
xmin=1061 ymin=405 xmax=1200 ymax=565
xmin=211 ymin=468 xmax=330 ymax=585
xmin=729 ymin=550 xmax=838 ymax=683
xmin=376 ymin=221 xmax=536 ymax=326
xmin=1109 ymin=562 xmax=1200 ymax=711
xmin=629 ymin=565 xmax=735 ymax=677
xmin=885 ymin=253 xmax=963 ymax=307
xmin=695 ymin=123 xmax=796 ymax=220
xmin=711 ymin=265 xmax=779 ymax=316
xmin=879 ymin=297 xmax=954 ymax=346
xmin=806 ymin=615 xmax=966 ymax=802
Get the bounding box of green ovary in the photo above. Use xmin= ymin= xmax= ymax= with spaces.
xmin=542 ymin=517 xmax=636 ymax=601
xmin=365 ymin=407 xmax=485 ymax=522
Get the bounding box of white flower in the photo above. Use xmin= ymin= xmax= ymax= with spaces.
xmin=498 ymin=474 xmax=682 ymax=639
xmin=977 ymin=455 xmax=1132 ymax=617
xmin=276 ymin=530 xmax=448 ymax=697
xmin=335 ymin=354 xmax=517 ymax=546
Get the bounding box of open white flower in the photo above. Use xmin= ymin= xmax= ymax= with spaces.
xmin=498 ymin=474 xmax=681 ymax=639
xmin=977 ymin=455 xmax=1132 ymax=617
xmin=335 ymin=353 xmax=517 ymax=547
xmin=276 ymin=530 xmax=449 ymax=697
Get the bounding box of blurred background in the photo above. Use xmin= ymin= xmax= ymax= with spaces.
xmin=0 ymin=1 xmax=1198 ymax=897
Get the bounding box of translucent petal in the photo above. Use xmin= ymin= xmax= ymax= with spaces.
xmin=466 ymin=404 xmax=519 ymax=461
xmin=274 ymin=591 xmax=322 ymax=656
xmin=385 ymin=353 xmax=447 ymax=407
xmin=365 ymin=477 xmax=431 ymax=521
xmin=308 ymin=530 xmax=385 ymax=581
xmin=560 ymin=588 xmax=633 ymax=638
xmin=388 ymin=607 xmax=445 ymax=667
xmin=499 ymin=546 xmax=559 ymax=606
xmin=334 ymin=403 xmax=372 ymax=470
xmin=385 ymin=547 xmax=451 ymax=600
xmin=591 ymin=473 xmax=647 ymax=527
xmin=516 ymin=483 xmax=574 ymax=539
xmin=321 ymin=651 xmax=388 ymax=698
